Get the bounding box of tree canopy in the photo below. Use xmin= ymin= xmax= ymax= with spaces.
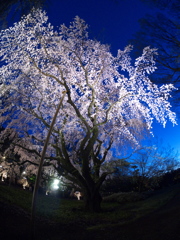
xmin=132 ymin=0 xmax=180 ymax=108
xmin=0 ymin=0 xmax=47 ymax=30
xmin=0 ymin=9 xmax=177 ymax=211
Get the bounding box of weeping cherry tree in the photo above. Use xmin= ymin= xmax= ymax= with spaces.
xmin=0 ymin=9 xmax=177 ymax=212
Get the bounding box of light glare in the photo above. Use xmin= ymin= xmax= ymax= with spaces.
xmin=52 ymin=179 xmax=60 ymax=190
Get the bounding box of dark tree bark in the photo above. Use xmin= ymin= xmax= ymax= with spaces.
xmin=83 ymin=186 xmax=102 ymax=212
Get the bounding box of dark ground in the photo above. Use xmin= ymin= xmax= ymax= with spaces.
xmin=1 ymin=189 xmax=180 ymax=240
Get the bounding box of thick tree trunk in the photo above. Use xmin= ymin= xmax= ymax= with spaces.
xmin=83 ymin=190 xmax=102 ymax=212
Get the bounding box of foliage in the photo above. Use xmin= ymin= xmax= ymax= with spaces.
xmin=101 ymin=140 xmax=179 ymax=193
xmin=133 ymin=0 xmax=180 ymax=107
xmin=129 ymin=141 xmax=179 ymax=191
xmin=0 ymin=0 xmax=47 ymax=30
xmin=103 ymin=191 xmax=153 ymax=203
xmin=0 ymin=9 xmax=177 ymax=211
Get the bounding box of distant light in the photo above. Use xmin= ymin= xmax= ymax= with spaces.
xmin=0 ymin=165 xmax=2 ymax=168
xmin=54 ymin=179 xmax=60 ymax=185
xmin=22 ymin=171 xmax=26 ymax=174
xmin=52 ymin=179 xmax=60 ymax=190
xmin=2 ymin=156 xmax=6 ymax=160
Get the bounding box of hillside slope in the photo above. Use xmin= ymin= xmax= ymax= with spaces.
xmin=88 ymin=187 xmax=180 ymax=240
xmin=0 ymin=184 xmax=180 ymax=240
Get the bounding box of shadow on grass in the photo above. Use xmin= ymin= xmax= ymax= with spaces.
xmin=1 ymin=182 xmax=180 ymax=239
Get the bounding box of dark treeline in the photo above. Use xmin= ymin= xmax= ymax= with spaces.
xmin=101 ymin=167 xmax=180 ymax=195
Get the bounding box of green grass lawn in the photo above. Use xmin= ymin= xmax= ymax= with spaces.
xmin=0 ymin=182 xmax=180 ymax=231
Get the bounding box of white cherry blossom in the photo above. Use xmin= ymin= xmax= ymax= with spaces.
xmin=0 ymin=9 xmax=177 ymax=211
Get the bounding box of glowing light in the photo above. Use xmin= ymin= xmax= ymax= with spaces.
xmin=52 ymin=179 xmax=60 ymax=190
xmin=54 ymin=179 xmax=60 ymax=185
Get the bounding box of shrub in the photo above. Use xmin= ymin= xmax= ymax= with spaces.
xmin=103 ymin=191 xmax=153 ymax=203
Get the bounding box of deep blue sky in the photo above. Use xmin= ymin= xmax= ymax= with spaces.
xmin=47 ymin=0 xmax=152 ymax=53
xmin=43 ymin=0 xmax=180 ymax=154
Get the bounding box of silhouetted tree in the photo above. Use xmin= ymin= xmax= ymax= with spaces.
xmin=132 ymin=0 xmax=180 ymax=108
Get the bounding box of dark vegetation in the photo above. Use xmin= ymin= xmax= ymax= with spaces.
xmin=1 ymin=168 xmax=180 ymax=239
xmin=133 ymin=0 xmax=180 ymax=107
xmin=102 ymin=167 xmax=180 ymax=194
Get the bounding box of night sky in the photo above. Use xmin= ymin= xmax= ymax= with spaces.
xmin=47 ymin=0 xmax=153 ymax=52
